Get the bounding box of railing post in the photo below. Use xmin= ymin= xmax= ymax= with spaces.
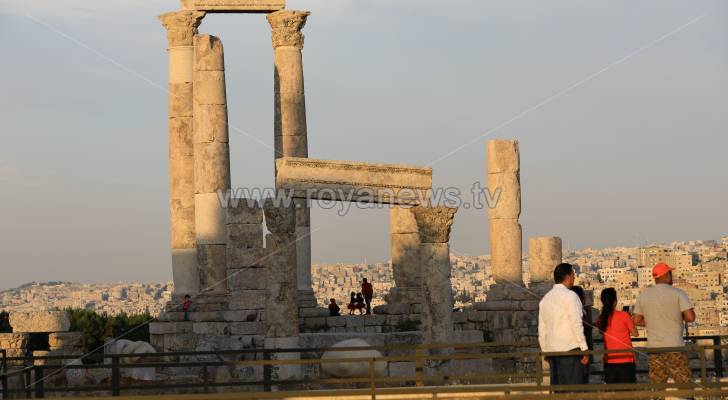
xmin=535 ymin=352 xmax=543 ymax=388
xmin=713 ymin=336 xmax=723 ymax=379
xmin=33 ymin=367 xmax=43 ymax=399
xmin=1 ymin=372 xmax=7 ymax=400
xmin=202 ymin=365 xmax=209 ymax=393
xmin=24 ymin=369 xmax=32 ymax=399
xmin=698 ymin=344 xmax=708 ymax=385
xmin=0 ymin=350 xmax=6 ymax=400
xmin=369 ymin=358 xmax=376 ymax=400
xmin=263 ymin=351 xmax=271 ymax=392
xmin=111 ymin=355 xmax=120 ymax=396
xmin=415 ymin=347 xmax=424 ymax=387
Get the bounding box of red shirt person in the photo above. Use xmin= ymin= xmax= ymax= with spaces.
xmin=361 ymin=278 xmax=374 ymax=315
xmin=597 ymin=288 xmax=638 ymax=384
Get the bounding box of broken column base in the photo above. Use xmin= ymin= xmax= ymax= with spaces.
xmin=454 ymin=283 xmax=545 ymax=383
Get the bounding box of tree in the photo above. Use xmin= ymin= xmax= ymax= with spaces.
xmin=0 ymin=311 xmax=11 ymax=333
xmin=64 ymin=308 xmax=154 ymax=354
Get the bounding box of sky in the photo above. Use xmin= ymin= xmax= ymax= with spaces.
xmin=0 ymin=0 xmax=726 ymax=290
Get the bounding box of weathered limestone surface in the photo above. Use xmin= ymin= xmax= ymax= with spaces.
xmin=197 ymin=244 xmax=228 ymax=293
xmin=528 ymin=236 xmax=562 ymax=283
xmin=0 ymin=333 xmax=29 ymax=349
xmin=48 ymin=332 xmax=84 ymax=348
xmin=10 ymin=311 xmax=71 ymax=333
xmin=263 ymin=200 xmax=299 ymax=338
xmin=413 ymin=206 xmax=457 ymax=347
xmin=268 ymin=10 xmax=310 ymax=161
xmin=226 ymin=199 xmax=263 ymax=224
xmin=389 ymin=206 xmax=421 ymax=292
xmin=489 ymin=219 xmax=523 ymax=284
xmin=486 ymin=172 xmax=520 ymax=219
xmin=265 ymin=336 xmax=301 ymax=380
xmin=104 ymin=339 xmax=157 ymax=381
xmin=160 ymin=10 xmax=205 ymax=295
xmin=413 ymin=206 xmax=456 ymax=244
xmin=320 ymin=339 xmax=387 ymax=377
xmin=268 ymin=11 xmax=314 ymax=306
xmin=276 ymin=157 xmax=432 ymax=205
xmin=181 ymin=0 xmax=285 ymax=13
xmin=193 ymin=34 xmax=231 ymax=294
xmin=487 ymin=140 xmax=520 ymax=174
xmin=487 ymin=140 xmax=523 ymax=285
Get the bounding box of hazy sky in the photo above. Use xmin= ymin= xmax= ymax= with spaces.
xmin=0 ymin=0 xmax=726 ymax=290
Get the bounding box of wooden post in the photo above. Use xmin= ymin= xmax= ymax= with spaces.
xmin=111 ymin=355 xmax=120 ymax=396
xmin=369 ymin=358 xmax=376 ymax=400
xmin=33 ymin=366 xmax=44 ymax=399
xmin=263 ymin=351 xmax=272 ymax=392
xmin=415 ymin=347 xmax=424 ymax=387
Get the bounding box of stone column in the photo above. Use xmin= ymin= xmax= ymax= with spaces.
xmin=267 ymin=10 xmax=314 ymax=304
xmin=528 ymin=236 xmax=562 ymax=284
xmin=262 ymin=199 xmax=300 ymax=380
xmin=193 ymin=34 xmax=231 ymax=293
xmin=387 ymin=206 xmax=423 ymax=305
xmin=413 ymin=206 xmax=457 ymax=346
xmin=487 ymin=140 xmax=523 ymax=285
xmin=159 ymin=10 xmax=205 ymax=295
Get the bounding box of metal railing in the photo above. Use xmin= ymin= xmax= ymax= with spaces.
xmin=1 ymin=337 xmax=727 ymax=399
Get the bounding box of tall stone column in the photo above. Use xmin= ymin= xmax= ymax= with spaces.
xmin=387 ymin=206 xmax=423 ymax=305
xmin=267 ymin=10 xmax=314 ymax=304
xmin=159 ymin=11 xmax=205 ymax=296
xmin=528 ymin=236 xmax=562 ymax=284
xmin=487 ymin=140 xmax=523 ymax=285
xmin=413 ymin=206 xmax=457 ymax=346
xmin=193 ymin=34 xmax=231 ymax=293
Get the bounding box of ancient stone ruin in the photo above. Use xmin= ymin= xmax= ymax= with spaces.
xmin=149 ymin=0 xmax=569 ymax=383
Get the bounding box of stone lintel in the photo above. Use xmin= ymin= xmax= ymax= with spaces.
xmin=275 ymin=157 xmax=432 ymax=205
xmin=181 ymin=0 xmax=285 ymax=13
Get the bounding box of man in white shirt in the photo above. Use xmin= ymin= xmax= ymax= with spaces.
xmin=538 ymin=263 xmax=589 ymax=386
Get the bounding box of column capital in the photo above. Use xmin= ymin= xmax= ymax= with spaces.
xmin=267 ymin=10 xmax=310 ymax=49
xmin=413 ymin=206 xmax=457 ymax=244
xmin=159 ymin=10 xmax=206 ymax=47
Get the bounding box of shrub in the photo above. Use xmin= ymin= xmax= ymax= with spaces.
xmin=64 ymin=308 xmax=154 ymax=354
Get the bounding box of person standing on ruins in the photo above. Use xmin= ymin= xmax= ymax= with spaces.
xmin=538 ymin=263 xmax=590 ymax=387
xmin=361 ymin=278 xmax=374 ymax=315
xmin=633 ymin=263 xmax=695 ymax=388
xmin=182 ymin=294 xmax=191 ymax=321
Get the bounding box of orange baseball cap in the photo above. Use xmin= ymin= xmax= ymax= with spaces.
xmin=652 ymin=263 xmax=673 ymax=278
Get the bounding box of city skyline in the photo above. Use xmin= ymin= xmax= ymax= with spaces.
xmin=1 ymin=0 xmax=727 ymax=290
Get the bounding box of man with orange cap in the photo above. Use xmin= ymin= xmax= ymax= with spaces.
xmin=633 ymin=263 xmax=695 ymax=388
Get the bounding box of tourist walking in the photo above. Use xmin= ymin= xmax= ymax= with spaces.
xmin=328 ymin=298 xmax=341 ymax=316
xmin=361 ymin=278 xmax=374 ymax=315
xmin=633 ymin=263 xmax=695 ymax=388
xmin=347 ymin=292 xmax=357 ymax=315
xmin=538 ymin=263 xmax=589 ymax=388
xmin=570 ymin=285 xmax=594 ymax=383
xmin=597 ymin=288 xmax=637 ymax=384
